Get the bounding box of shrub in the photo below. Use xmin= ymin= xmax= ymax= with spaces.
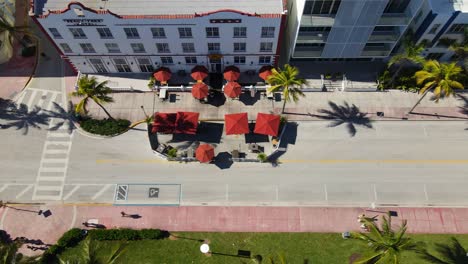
xmin=167 ymin=148 xmax=177 ymax=158
xmin=56 ymin=228 xmax=85 ymax=248
xmin=88 ymin=228 xmax=166 ymax=241
xmin=80 ymin=118 xmax=130 ymax=136
xmin=257 ymin=153 xmax=268 ymax=162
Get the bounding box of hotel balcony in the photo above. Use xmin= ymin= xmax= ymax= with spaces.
xmin=377 ymin=14 xmax=410 ymax=26
xmin=296 ymin=33 xmax=329 ymax=43
xmin=300 ymin=15 xmax=335 ymax=27
xmin=367 ymin=32 xmax=400 ymax=42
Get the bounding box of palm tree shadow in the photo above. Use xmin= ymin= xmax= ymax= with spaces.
xmin=457 ymin=95 xmax=468 ymax=130
xmin=45 ymin=102 xmax=76 ymax=134
xmin=313 ymin=101 xmax=373 ymax=137
xmin=0 ymin=98 xmax=51 ymax=135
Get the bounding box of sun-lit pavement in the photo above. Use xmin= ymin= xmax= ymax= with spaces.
xmin=2 ymin=204 xmax=468 ymax=256
xmin=2 ymin=120 xmax=468 ymax=207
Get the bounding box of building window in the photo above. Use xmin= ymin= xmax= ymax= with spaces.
xmin=384 ymin=0 xmax=410 ymax=14
xmin=105 ymin=43 xmax=120 ymax=53
xmin=185 ymin=56 xmax=197 ymax=64
xmin=69 ymin=28 xmax=86 ymax=39
xmin=233 ymin=42 xmax=246 ymax=52
xmin=151 ymin=28 xmax=166 ymax=38
xmin=124 ymin=28 xmax=140 ymax=39
xmin=178 ymin=27 xmax=193 ymax=38
xmin=156 ymin=43 xmax=170 ymax=53
xmin=303 ymin=0 xmax=342 ymax=15
xmin=428 ymin=24 xmax=441 ymax=34
xmin=258 ymin=56 xmax=271 ymax=64
xmin=113 ymin=58 xmax=132 ymax=72
xmin=182 ymin=43 xmax=195 ymax=53
xmin=49 ymin=28 xmax=62 ymax=39
xmin=137 ymin=58 xmax=154 ymax=72
xmin=131 ymin=43 xmax=146 ymax=53
xmin=260 ymin=42 xmax=273 ymax=52
xmin=160 ymin=57 xmax=173 ymax=64
xmin=97 ymin=28 xmax=113 ymax=39
xmin=234 ymin=56 xmax=246 ymax=64
xmin=261 ymin=27 xmax=275 ymax=38
xmin=426 ymin=53 xmax=444 ymax=60
xmin=79 ymin=43 xmax=95 ymax=53
xmin=233 ymin=27 xmax=247 ymax=38
xmin=448 ymin=24 xmax=467 ymax=34
xmin=206 ymin=27 xmax=219 ymax=38
xmin=208 ymin=43 xmax=220 ymax=52
xmin=59 ymin=43 xmax=72 ymax=53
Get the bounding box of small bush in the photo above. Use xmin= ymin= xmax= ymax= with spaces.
xmin=80 ymin=118 xmax=130 ymax=136
xmin=167 ymin=148 xmax=177 ymax=158
xmin=56 ymin=228 xmax=85 ymax=248
xmin=257 ymin=153 xmax=268 ymax=163
xmin=88 ymin=228 xmax=166 ymax=241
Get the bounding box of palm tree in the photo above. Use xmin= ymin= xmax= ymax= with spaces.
xmin=267 ymin=64 xmax=307 ymax=114
xmin=420 ymin=237 xmax=468 ymax=264
xmin=0 ymin=13 xmax=37 ymax=64
xmin=59 ymin=237 xmax=128 ymax=264
xmin=350 ymin=212 xmax=423 ymax=264
xmin=408 ymin=60 xmax=464 ymax=113
xmin=71 ymin=76 xmax=115 ymax=119
xmin=387 ymin=38 xmax=426 ymax=88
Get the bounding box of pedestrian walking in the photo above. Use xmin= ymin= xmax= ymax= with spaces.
xmin=121 ymin=211 xmax=127 ymax=217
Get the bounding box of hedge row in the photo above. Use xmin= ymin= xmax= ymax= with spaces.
xmin=88 ymin=228 xmax=168 ymax=241
xmin=41 ymin=228 xmax=167 ymax=263
xmin=79 ymin=118 xmax=130 ymax=136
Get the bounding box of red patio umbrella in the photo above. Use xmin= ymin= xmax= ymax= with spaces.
xmin=195 ymin=144 xmax=215 ymax=163
xmin=175 ymin=111 xmax=199 ymax=134
xmin=259 ymin=65 xmax=273 ymax=81
xmin=224 ymin=81 xmax=242 ymax=98
xmin=223 ymin=66 xmax=240 ymax=81
xmin=192 ymin=82 xmax=209 ymax=99
xmin=151 ymin=112 xmax=176 ymax=134
xmin=190 ymin=65 xmax=209 ymax=81
xmin=224 ymin=113 xmax=249 ymax=135
xmin=254 ymin=113 xmax=280 ymax=137
xmin=153 ymin=67 xmax=172 ymax=83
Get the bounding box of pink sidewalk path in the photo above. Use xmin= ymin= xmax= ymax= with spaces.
xmin=0 ymin=43 xmax=35 ymax=99
xmin=2 ymin=206 xmax=468 ymax=247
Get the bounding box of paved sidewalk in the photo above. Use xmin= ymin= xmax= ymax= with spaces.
xmin=86 ymin=90 xmax=468 ymax=123
xmin=2 ymin=205 xmax=468 ymax=256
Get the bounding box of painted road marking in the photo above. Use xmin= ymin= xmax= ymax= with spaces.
xmin=63 ymin=185 xmax=80 ymax=201
xmin=92 ymin=184 xmax=113 ymax=200
xmin=95 ymin=159 xmax=468 ymax=164
xmin=15 ymin=185 xmax=33 ymax=199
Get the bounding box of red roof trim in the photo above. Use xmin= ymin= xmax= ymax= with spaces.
xmin=36 ymin=2 xmax=281 ymax=19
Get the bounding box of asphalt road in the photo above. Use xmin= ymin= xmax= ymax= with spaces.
xmin=4 ymin=120 xmax=467 ymax=206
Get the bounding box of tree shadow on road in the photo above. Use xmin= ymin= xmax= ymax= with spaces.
xmin=312 ymin=101 xmax=373 ymax=137
xmin=458 ymin=95 xmax=468 ymax=130
xmin=0 ymin=98 xmax=51 ymax=135
xmin=45 ymin=102 xmax=76 ymax=134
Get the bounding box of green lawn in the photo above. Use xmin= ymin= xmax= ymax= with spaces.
xmin=58 ymin=232 xmax=468 ymax=264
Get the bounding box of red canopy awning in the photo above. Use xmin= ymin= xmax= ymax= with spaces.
xmin=225 ymin=113 xmax=249 ymax=135
xmin=192 ymin=82 xmax=209 ymax=99
xmin=196 ymin=144 xmax=215 ymax=163
xmin=259 ymin=65 xmax=273 ymax=81
xmin=223 ymin=66 xmax=240 ymax=81
xmin=224 ymin=81 xmax=242 ymax=98
xmin=254 ymin=113 xmax=280 ymax=136
xmin=151 ymin=112 xmax=176 ymax=134
xmin=190 ymin=65 xmax=209 ymax=81
xmin=153 ymin=67 xmax=172 ymax=83
xmin=175 ymin=111 xmax=199 ymax=134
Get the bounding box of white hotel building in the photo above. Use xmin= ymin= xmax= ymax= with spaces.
xmin=30 ymin=0 xmax=286 ymax=77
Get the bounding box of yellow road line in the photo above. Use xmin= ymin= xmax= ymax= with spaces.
xmin=279 ymin=159 xmax=468 ymax=164
xmin=96 ymin=159 xmax=468 ymax=164
xmin=96 ymin=159 xmax=170 ymax=164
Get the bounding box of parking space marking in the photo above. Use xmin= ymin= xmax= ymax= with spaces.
xmin=92 ymin=184 xmax=113 ymax=200
xmin=63 ymin=185 xmax=80 ymax=201
xmin=373 ymin=184 xmax=378 ymax=201
xmin=0 ymin=184 xmax=9 ymax=193
xmin=225 ymin=184 xmax=229 ymax=201
xmin=324 ymin=184 xmax=328 ymax=201
xmin=15 ymin=185 xmax=33 ymax=199
xmin=424 ymin=184 xmax=429 ymax=201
